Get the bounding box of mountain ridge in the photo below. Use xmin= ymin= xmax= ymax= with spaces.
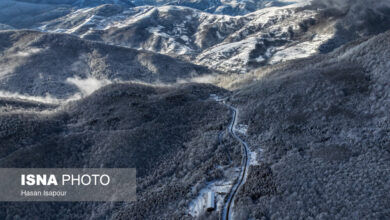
xmin=0 ymin=30 xmax=214 ymax=99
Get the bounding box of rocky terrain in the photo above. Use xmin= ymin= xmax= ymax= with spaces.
xmin=0 ymin=0 xmax=389 ymax=219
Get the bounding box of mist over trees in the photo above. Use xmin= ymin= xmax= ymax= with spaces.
xmin=0 ymin=0 xmax=389 ymax=219
xmin=311 ymin=0 xmax=390 ymax=35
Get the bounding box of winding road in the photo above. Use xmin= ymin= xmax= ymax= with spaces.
xmin=222 ymin=105 xmax=250 ymax=220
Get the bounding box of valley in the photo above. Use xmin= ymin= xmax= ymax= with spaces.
xmin=0 ymin=0 xmax=389 ymax=219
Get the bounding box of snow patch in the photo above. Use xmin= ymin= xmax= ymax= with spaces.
xmin=188 ymin=179 xmax=236 ymax=217
xmin=235 ymin=124 xmax=248 ymax=135
xmin=269 ymin=32 xmax=335 ymax=64
xmin=248 ymin=149 xmax=259 ymax=166
xmin=108 ymin=6 xmax=156 ymax=29
xmin=216 ymin=31 xmax=224 ymax=39
xmin=210 ymin=94 xmax=224 ymax=102
xmin=255 ymin=55 xmax=265 ymax=63
xmin=180 ymin=35 xmax=189 ymax=42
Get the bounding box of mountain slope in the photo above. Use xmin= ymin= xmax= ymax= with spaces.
xmin=34 ymin=1 xmax=390 ymax=74
xmin=0 ymin=0 xmax=297 ymax=30
xmin=0 ymin=30 xmax=213 ymax=99
xmin=39 ymin=3 xmax=328 ymax=73
xmin=0 ymin=82 xmax=235 ymax=219
xmin=0 ymin=1 xmax=389 ymax=219
xmin=0 ymin=0 xmax=72 ymax=28
xmin=131 ymin=0 xmax=297 ymax=15
xmin=228 ymin=30 xmax=390 ymax=219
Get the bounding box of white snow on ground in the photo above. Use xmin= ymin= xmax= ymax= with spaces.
xmin=235 ymin=124 xmax=248 ymax=135
xmin=180 ymin=35 xmax=189 ymax=42
xmin=37 ymin=1 xmax=331 ymax=73
xmin=269 ymin=33 xmax=335 ymax=64
xmin=255 ymin=55 xmax=266 ymax=63
xmin=188 ymin=187 xmax=208 ymax=217
xmin=248 ymin=149 xmax=260 ymax=166
xmin=195 ymin=6 xmax=320 ymax=73
xmin=106 ymin=6 xmax=156 ymax=29
xmin=210 ymin=94 xmax=225 ymax=102
xmin=66 ymin=15 xmax=95 ymax=34
xmin=147 ymin=25 xmax=170 ymax=38
xmin=188 ymin=177 xmax=237 ymax=217
xmin=279 ymin=0 xmax=313 ymax=7
xmin=197 ymin=37 xmax=259 ymax=74
xmin=187 ymin=141 xmax=240 ymax=217
xmin=209 ymin=96 xmax=262 ymax=218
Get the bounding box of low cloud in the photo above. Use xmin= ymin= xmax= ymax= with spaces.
xmin=0 ymin=77 xmax=111 ymax=105
xmin=311 ymin=0 xmax=390 ymax=35
xmin=66 ymin=76 xmax=111 ymax=96
xmin=0 ymin=90 xmax=65 ymax=104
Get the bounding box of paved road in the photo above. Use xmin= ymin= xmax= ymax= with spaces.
xmin=222 ymin=105 xmax=250 ymax=220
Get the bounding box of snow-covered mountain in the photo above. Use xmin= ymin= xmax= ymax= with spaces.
xmin=9 ymin=0 xmax=381 ymax=74
xmin=1 ymin=0 xmax=390 ymax=219
xmin=11 ymin=0 xmax=297 ymax=15
xmin=4 ymin=0 xmax=388 ymax=74
xmin=0 ymin=0 xmax=298 ymax=29
xmin=37 ymin=1 xmax=330 ymax=73
xmin=131 ymin=0 xmax=298 ymax=15
xmin=0 ymin=30 xmax=213 ymax=99
xmin=0 ymin=0 xmax=134 ymax=29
